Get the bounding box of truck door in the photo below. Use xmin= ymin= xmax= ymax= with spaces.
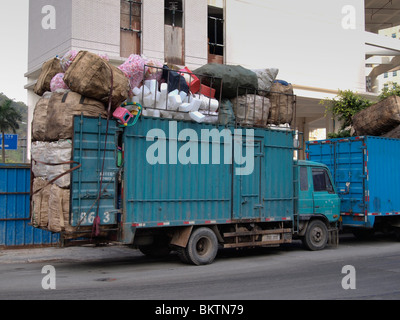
xmin=233 ymin=139 xmax=263 ymax=219
xmin=70 ymin=116 xmax=120 ymax=228
xmin=311 ymin=167 xmax=340 ymax=220
xmin=298 ymin=166 xmax=314 ymax=215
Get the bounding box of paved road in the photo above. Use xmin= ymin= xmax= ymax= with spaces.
xmin=0 ymin=234 xmax=399 ymax=301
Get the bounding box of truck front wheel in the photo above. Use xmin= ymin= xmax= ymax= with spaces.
xmin=302 ymin=220 xmax=328 ymax=251
xmin=184 ymin=227 xmax=218 ymax=265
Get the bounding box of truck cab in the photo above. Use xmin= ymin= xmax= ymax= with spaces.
xmin=295 ymin=160 xmax=340 ymax=250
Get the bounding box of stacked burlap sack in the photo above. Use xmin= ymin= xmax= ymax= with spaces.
xmin=31 ymin=50 xmax=130 ymax=235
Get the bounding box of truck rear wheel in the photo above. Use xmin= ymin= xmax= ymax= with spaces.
xmin=302 ymin=220 xmax=328 ymax=251
xmin=184 ymin=227 xmax=218 ymax=265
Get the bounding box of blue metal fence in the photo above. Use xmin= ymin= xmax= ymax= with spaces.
xmin=0 ymin=163 xmax=59 ymax=247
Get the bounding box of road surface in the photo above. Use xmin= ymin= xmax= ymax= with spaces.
xmin=0 ymin=234 xmax=399 ymax=301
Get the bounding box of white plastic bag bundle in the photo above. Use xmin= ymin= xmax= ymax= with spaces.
xmin=31 ymin=140 xmax=72 ymax=188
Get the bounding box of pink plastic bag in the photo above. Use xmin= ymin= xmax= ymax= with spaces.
xmin=118 ymin=54 xmax=146 ymax=90
xmin=60 ymin=50 xmax=78 ymax=72
xmin=50 ymin=73 xmax=69 ymax=92
xmin=145 ymin=58 xmax=163 ymax=82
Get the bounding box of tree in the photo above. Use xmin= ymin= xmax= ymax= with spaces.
xmin=0 ymin=99 xmax=22 ymax=163
xmin=320 ymin=90 xmax=373 ymax=138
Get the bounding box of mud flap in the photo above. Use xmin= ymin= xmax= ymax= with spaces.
xmin=328 ymin=228 xmax=339 ymax=247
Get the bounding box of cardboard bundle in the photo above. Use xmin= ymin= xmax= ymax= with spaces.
xmin=268 ymin=81 xmax=295 ymax=125
xmin=31 ymin=178 xmax=51 ymax=228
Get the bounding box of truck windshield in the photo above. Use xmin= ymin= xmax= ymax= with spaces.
xmin=312 ymin=168 xmax=334 ymax=193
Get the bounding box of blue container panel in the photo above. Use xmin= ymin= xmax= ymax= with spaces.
xmin=262 ymin=130 xmax=294 ymax=220
xmin=71 ymin=116 xmax=120 ymax=227
xmin=367 ymin=137 xmax=400 ymax=215
xmin=307 ymin=138 xmax=365 ymax=214
xmin=307 ymin=136 xmax=400 ymax=228
xmin=0 ymin=164 xmax=59 ymax=247
xmin=124 ymin=118 xmax=232 ymax=226
xmin=123 ymin=118 xmax=295 ymax=227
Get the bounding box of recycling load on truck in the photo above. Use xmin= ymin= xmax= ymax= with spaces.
xmin=30 ymin=50 xmax=340 ymax=265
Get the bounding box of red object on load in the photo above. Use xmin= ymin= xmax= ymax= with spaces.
xmin=199 ymin=84 xmax=216 ymax=98
xmin=179 ymin=67 xmax=200 ymax=94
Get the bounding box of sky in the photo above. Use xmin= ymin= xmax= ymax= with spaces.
xmin=0 ymin=1 xmax=29 ymax=104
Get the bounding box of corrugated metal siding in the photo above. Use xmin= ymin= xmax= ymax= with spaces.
xmin=0 ymin=164 xmax=59 ymax=247
xmin=307 ymin=136 xmax=400 ymax=228
xmin=124 ymin=117 xmax=295 ymax=227
xmin=367 ymin=137 xmax=400 ymax=215
xmin=70 ymin=116 xmax=120 ymax=227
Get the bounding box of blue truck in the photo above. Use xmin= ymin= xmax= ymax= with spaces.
xmin=61 ymin=113 xmax=341 ymax=265
xmin=306 ymin=136 xmax=400 ymax=239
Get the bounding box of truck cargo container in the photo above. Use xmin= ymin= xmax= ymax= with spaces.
xmin=306 ymin=136 xmax=400 ymax=239
xmin=38 ymin=114 xmax=340 ymax=265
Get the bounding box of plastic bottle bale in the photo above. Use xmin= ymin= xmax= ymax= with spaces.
xmin=231 ymin=94 xmax=270 ymax=127
xmin=352 ymin=95 xmax=400 ymax=136
xmin=46 ymin=140 xmax=73 ymax=189
xmin=64 ymin=51 xmax=129 ymax=110
xmin=267 ymin=81 xmax=295 ymax=125
xmin=31 ymin=141 xmax=48 ymax=178
xmin=34 ymin=57 xmax=64 ymax=96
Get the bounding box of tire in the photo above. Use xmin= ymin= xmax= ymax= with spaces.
xmin=302 ymin=220 xmax=328 ymax=251
xmin=185 ymin=227 xmax=218 ymax=265
xmin=352 ymin=229 xmax=375 ymax=240
xmin=138 ymin=236 xmax=171 ymax=258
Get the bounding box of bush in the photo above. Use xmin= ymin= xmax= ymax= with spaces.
xmin=379 ymin=82 xmax=400 ymax=101
xmin=320 ymin=90 xmax=373 ymax=131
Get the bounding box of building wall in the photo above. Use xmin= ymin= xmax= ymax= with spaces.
xmin=142 ymin=0 xmax=164 ymax=61
xmin=71 ymin=0 xmax=120 ymax=57
xmin=28 ymin=0 xmax=72 ymax=73
xmin=225 ymin=0 xmax=366 ymax=94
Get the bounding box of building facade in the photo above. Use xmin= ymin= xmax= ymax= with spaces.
xmin=26 ymin=0 xmax=400 ymax=157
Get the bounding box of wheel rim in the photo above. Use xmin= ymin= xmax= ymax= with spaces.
xmin=311 ymin=226 xmax=325 ymax=245
xmin=196 ymin=237 xmax=211 ymax=256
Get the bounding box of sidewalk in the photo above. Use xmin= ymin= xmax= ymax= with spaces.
xmin=0 ymin=244 xmax=138 ymax=264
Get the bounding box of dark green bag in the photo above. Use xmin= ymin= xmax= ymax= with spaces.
xmin=194 ymin=64 xmax=258 ymax=99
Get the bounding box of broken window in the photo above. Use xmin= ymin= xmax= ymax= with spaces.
xmin=165 ymin=0 xmax=184 ymax=28
xmin=164 ymin=0 xmax=184 ymax=65
xmin=208 ymin=6 xmax=224 ymax=64
xmin=120 ymin=0 xmax=142 ymax=58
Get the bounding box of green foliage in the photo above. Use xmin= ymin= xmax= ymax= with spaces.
xmin=379 ymin=82 xmax=400 ymax=101
xmin=327 ymin=129 xmax=351 ymax=139
xmin=320 ymin=90 xmax=373 ymax=131
xmin=0 ymin=96 xmax=24 ymax=163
